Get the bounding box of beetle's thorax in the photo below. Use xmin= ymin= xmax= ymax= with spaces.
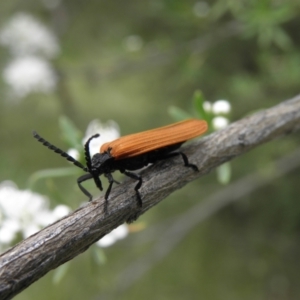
xmin=90 ymin=152 xmax=115 ymax=174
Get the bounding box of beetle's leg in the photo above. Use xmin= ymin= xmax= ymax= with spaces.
xmin=178 ymin=151 xmax=198 ymax=171
xmin=103 ymin=173 xmax=120 ymax=213
xmin=164 ymin=151 xmax=199 ymax=171
xmin=77 ymin=173 xmax=94 ymax=201
xmin=104 ymin=173 xmax=120 ymax=199
xmin=121 ymin=170 xmax=143 ymax=207
xmin=93 ymin=175 xmax=103 ymax=192
xmin=162 ymin=151 xmax=199 ymax=171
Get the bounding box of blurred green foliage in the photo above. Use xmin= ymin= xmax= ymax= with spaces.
xmin=0 ymin=0 xmax=300 ymax=299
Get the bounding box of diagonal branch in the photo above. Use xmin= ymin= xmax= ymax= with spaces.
xmin=0 ymin=94 xmax=300 ymax=299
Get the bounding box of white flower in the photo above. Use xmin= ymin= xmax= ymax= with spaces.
xmin=0 ymin=181 xmax=70 ymax=246
xmin=97 ymin=224 xmax=128 ymax=247
xmin=212 ymin=116 xmax=229 ymax=130
xmin=83 ymin=120 xmax=120 ymax=156
xmin=0 ymin=12 xmax=59 ymax=58
xmin=0 ymin=219 xmax=20 ymax=244
xmin=52 ymin=205 xmax=71 ymax=219
xmin=212 ymin=100 xmax=231 ymax=114
xmin=67 ymin=148 xmax=80 ymax=161
xmin=3 ymin=56 xmax=57 ymax=99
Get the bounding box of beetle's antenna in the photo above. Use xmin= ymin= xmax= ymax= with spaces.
xmin=33 ymin=131 xmax=88 ymax=171
xmin=84 ymin=134 xmax=100 ymax=171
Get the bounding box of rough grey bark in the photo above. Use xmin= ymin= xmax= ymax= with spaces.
xmin=0 ymin=94 xmax=300 ymax=300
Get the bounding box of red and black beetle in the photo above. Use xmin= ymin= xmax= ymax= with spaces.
xmin=33 ymin=119 xmax=207 ymax=211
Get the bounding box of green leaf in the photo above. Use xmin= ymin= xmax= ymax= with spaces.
xmin=28 ymin=167 xmax=80 ymax=189
xmin=168 ymin=105 xmax=192 ymax=121
xmin=193 ymin=90 xmax=208 ymax=120
xmin=59 ymin=116 xmax=82 ymax=150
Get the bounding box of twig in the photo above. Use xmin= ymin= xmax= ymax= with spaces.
xmin=0 ymin=94 xmax=300 ymax=299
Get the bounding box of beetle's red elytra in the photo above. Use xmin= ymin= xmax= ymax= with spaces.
xmin=100 ymin=119 xmax=207 ymax=159
xmin=33 ymin=119 xmax=208 ymax=212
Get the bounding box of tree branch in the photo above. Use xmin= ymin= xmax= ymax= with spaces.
xmin=0 ymin=94 xmax=300 ymax=299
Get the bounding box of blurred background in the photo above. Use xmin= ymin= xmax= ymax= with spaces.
xmin=0 ymin=0 xmax=300 ymax=299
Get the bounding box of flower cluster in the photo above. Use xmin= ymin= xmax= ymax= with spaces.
xmin=203 ymin=99 xmax=231 ymax=130
xmin=0 ymin=13 xmax=60 ymax=100
xmin=0 ymin=181 xmax=70 ymax=250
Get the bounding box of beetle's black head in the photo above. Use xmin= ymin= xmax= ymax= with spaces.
xmin=90 ymin=152 xmax=114 ymax=174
